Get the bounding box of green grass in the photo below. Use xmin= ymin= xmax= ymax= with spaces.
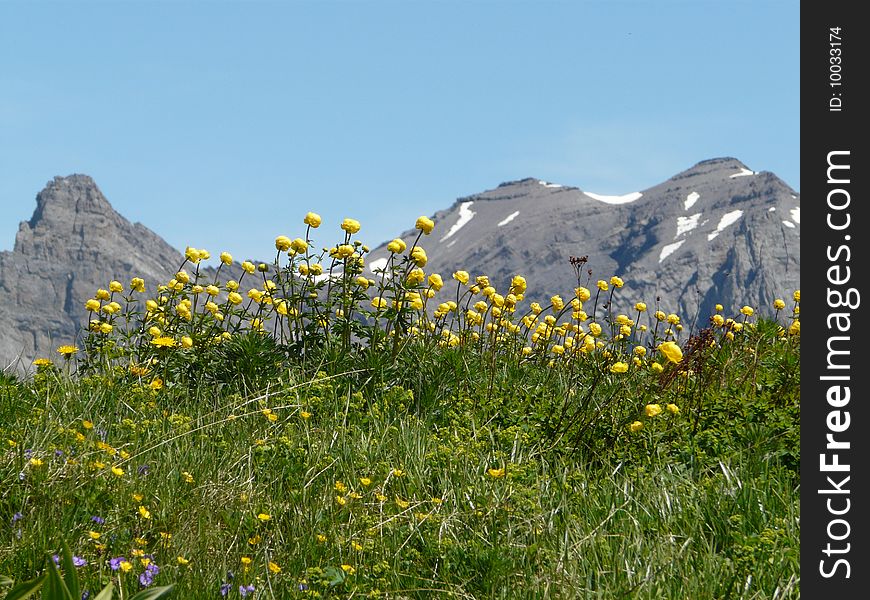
xmin=1 ymin=321 xmax=798 ymax=599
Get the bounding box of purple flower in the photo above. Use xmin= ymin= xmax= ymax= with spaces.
xmin=137 ymin=464 xmax=150 ymax=476
xmin=11 ymin=512 xmax=22 ymax=523
xmin=55 ymin=449 xmax=64 ymax=457
xmin=109 ymin=556 xmax=125 ymax=571
xmin=297 ymin=582 xmax=309 ymax=591
xmin=138 ymin=561 xmax=159 ymax=587
xmin=81 ymin=591 xmax=91 ymax=600
xmin=90 ymin=515 xmax=105 ymax=525
xmin=219 ymin=583 xmax=232 ymax=597
xmin=52 ymin=554 xmax=60 ymax=565
xmin=239 ymin=584 xmax=255 ymax=597
xmin=73 ymin=556 xmax=87 ymax=567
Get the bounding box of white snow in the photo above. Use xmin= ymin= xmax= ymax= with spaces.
xmin=497 ymin=211 xmax=520 ymax=227
xmin=790 ymin=207 xmax=800 ymax=224
xmin=441 ymin=201 xmax=476 ymax=242
xmin=707 ymin=209 xmax=743 ymax=241
xmin=538 ymin=180 xmax=563 ymax=188
xmin=729 ymin=167 xmax=757 ymax=178
xmin=783 ymin=221 xmax=795 ymax=229
xmin=659 ymin=240 xmax=685 ymax=263
xmin=676 ymin=213 xmax=702 ymax=238
xmin=368 ymin=257 xmax=389 ymax=275
xmin=582 ymin=191 xmax=643 ymax=205
xmin=447 ymin=240 xmax=457 ymax=248
xmin=768 ymin=207 xmax=776 ymax=212
xmin=684 ymin=191 xmax=700 ymax=210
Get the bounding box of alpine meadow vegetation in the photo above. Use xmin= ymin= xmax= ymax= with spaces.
xmin=1 ymin=213 xmax=800 ymax=599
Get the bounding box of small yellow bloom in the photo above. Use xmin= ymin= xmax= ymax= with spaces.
xmin=182 ymin=471 xmax=194 ymax=483
xmin=392 ymin=468 xmax=404 ymax=477
xmin=793 ymin=290 xmax=800 ymax=302
xmin=341 ymin=218 xmax=361 ymax=234
xmin=666 ymin=403 xmax=680 ymax=415
xmin=359 ymin=477 xmax=372 ymax=486
xmin=740 ymin=305 xmax=754 ymax=317
xmin=316 ymin=534 xmax=328 ymax=543
xmin=88 ymin=530 xmax=101 ymax=540
xmin=119 ymin=560 xmax=133 ymax=573
xmin=487 ymin=467 xmax=505 ymax=479
xmin=111 ymin=466 xmax=124 ymax=477
xmin=645 ymin=403 xmax=663 ymax=417
xmin=629 ymin=421 xmax=643 ymax=433
xmin=596 ymin=280 xmax=608 ymax=291
xmin=177 ymin=556 xmax=190 ymax=566
xmin=659 ymin=341 xmax=683 ymax=364
xmin=275 ymin=235 xmax=292 ymax=252
xmin=268 ymin=561 xmax=281 ymax=574
xmin=387 ymin=238 xmax=407 ymax=254
xmin=56 ymin=345 xmax=78 ymax=357
xmin=304 ymin=212 xmax=322 ymax=228
xmin=610 ymin=362 xmax=629 ymax=374
xmin=453 ymin=270 xmax=470 ymax=285
xmin=395 ymin=496 xmax=410 ymax=509
xmin=138 ymin=506 xmax=151 ymax=519
xmin=773 ymin=298 xmax=786 ymax=310
xmin=415 ymin=216 xmax=435 ymax=234
xmin=341 ymin=564 xmax=355 ymax=575
xmin=257 ymin=513 xmax=271 ymax=522
xmin=29 ymin=458 xmax=44 ymax=467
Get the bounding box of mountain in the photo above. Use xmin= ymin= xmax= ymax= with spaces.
xmin=365 ymin=157 xmax=800 ymax=325
xmin=0 ymin=175 xmax=184 ymax=369
xmin=1 ymin=159 xmax=799 ymax=370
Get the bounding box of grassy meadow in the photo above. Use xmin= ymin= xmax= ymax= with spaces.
xmin=1 ymin=214 xmax=800 ymax=599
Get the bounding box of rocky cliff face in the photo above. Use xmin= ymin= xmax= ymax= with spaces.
xmin=0 ymin=175 xmax=184 ymax=369
xmin=365 ymin=157 xmax=800 ymax=325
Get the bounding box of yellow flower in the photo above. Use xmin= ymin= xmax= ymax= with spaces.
xmin=56 ymin=345 xmax=78 ymax=357
xmin=29 ymin=458 xmax=44 ymax=467
xmin=132 ymin=493 xmax=144 ymax=502
xmin=650 ymin=362 xmax=664 ymax=373
xmin=268 ymin=561 xmax=281 ymax=574
xmin=257 ymin=513 xmax=271 ymax=522
xmin=181 ymin=336 xmax=193 ymax=349
xmin=119 ymin=560 xmax=133 ymax=573
xmin=453 ymin=271 xmax=470 ymax=285
xmin=395 ymin=496 xmax=410 ymax=509
xmin=300 ymin=411 xmax=311 ymax=420
xmin=634 ymin=302 xmax=647 ymax=312
xmin=341 ymin=564 xmax=355 ymax=575
xmin=392 ymin=468 xmax=404 ymax=477
xmin=415 ymin=216 xmax=435 ymax=234
xmin=428 ymin=273 xmax=444 ymax=291
xmin=793 ymin=290 xmax=800 ymax=302
xmin=316 ymin=534 xmax=327 ymax=543
xmin=33 ymin=358 xmax=53 ymax=367
xmin=715 ymin=304 xmax=724 ymax=312
xmin=645 ymin=403 xmax=663 ymax=417
xmin=248 ymin=534 xmax=261 ymax=545
xmin=387 ymin=238 xmax=407 ymax=254
xmin=629 ymin=421 xmax=643 ymax=433
xmin=740 ymin=305 xmax=754 ymax=317
xmin=341 ymin=218 xmax=361 ymax=234
xmin=85 ymin=298 xmax=101 ymax=312
xmin=241 ymin=261 xmax=256 ymax=274
xmin=371 ymin=297 xmax=388 ymax=310
xmin=410 ymin=246 xmax=427 ymax=267
xmin=666 ymin=403 xmax=680 ymax=415
xmin=111 ymin=466 xmax=125 ymax=477
xmin=95 ymin=289 xmax=111 ymax=301
xmin=610 ymin=276 xmax=624 ymax=288
xmin=138 ymin=506 xmax=151 ymax=519
xmin=241 ymin=556 xmax=252 ymax=570
xmin=712 ymin=314 xmax=725 ymax=327
xmin=659 ymin=341 xmax=683 ymax=364
xmin=666 ymin=313 xmax=680 ymax=325
xmin=220 ymin=251 xmax=233 ymax=265
xmin=150 ymin=336 xmax=176 ymax=348
xmin=182 ymin=471 xmax=194 ymax=483
xmin=789 ymin=320 xmax=800 ymax=336
xmin=275 ymin=235 xmax=292 ymax=252
xmin=335 ymin=495 xmax=347 ymax=506
xmin=487 ymin=467 xmax=505 ymax=479
xmin=88 ymin=531 xmax=101 ymax=540
xmin=773 ymin=298 xmax=786 ymax=310
xmin=304 ymin=212 xmax=322 ymax=228
xmin=177 ymin=556 xmax=190 ymax=566
xmin=149 ymin=378 xmax=163 ymax=391
xmin=610 ymin=362 xmax=629 ymax=374
xmin=596 ymin=280 xmax=608 ymax=291
xmin=335 ymin=481 xmax=347 ymax=493
xmin=359 ymin=477 xmax=372 ymax=486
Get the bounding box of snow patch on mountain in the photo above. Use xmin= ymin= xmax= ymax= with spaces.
xmin=538 ymin=180 xmax=562 ymax=188
xmin=497 ymin=211 xmax=520 ymax=227
xmin=676 ymin=213 xmax=702 ymax=238
xmin=659 ymin=240 xmax=685 ymax=263
xmin=582 ymin=191 xmax=643 ymax=205
xmin=783 ymin=221 xmax=795 ymax=229
xmin=684 ymin=192 xmax=700 ymax=210
xmin=707 ymin=209 xmax=743 ymax=240
xmin=368 ymin=257 xmax=389 ymax=275
xmin=790 ymin=207 xmax=800 ymax=224
xmin=729 ymin=167 xmax=757 ymax=178
xmin=441 ymin=202 xmax=476 ymax=242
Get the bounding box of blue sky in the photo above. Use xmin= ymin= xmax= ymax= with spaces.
xmin=0 ymin=0 xmax=799 ymax=264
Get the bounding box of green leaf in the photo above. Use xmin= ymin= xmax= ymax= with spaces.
xmin=128 ymin=584 xmax=175 ymax=600
xmin=2 ymin=574 xmax=45 ymax=600
xmin=59 ymin=540 xmax=81 ymax=600
xmin=92 ymin=582 xmax=115 ymax=600
xmin=44 ymin=559 xmax=74 ymax=600
xmin=0 ymin=575 xmax=15 ymax=587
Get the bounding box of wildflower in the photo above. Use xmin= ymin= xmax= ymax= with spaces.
xmin=610 ymin=362 xmax=629 ymax=374
xmin=610 ymin=276 xmax=624 ymax=288
xmin=371 ymin=297 xmax=388 ymax=310
xmin=295 ymin=213 xmax=321 ymax=231
xmin=395 ymin=496 xmax=410 ymax=509
xmin=335 ymin=495 xmax=347 ymax=506
xmin=659 ymin=341 xmax=683 ymax=364
xmin=341 ymin=218 xmax=361 ymax=234
xmin=29 ymin=458 xmax=43 ymax=467
xmin=712 ymin=314 xmax=725 ymax=327
xmin=596 ymin=280 xmax=608 ymax=291
xmin=793 ymin=290 xmax=800 ymax=302
xmin=73 ymin=556 xmax=87 ymax=567
xmin=220 ymin=582 xmax=232 ymax=597
xmin=316 ymin=534 xmax=327 ymax=543
xmin=387 ymin=238 xmax=407 ymax=254
xmin=57 ymin=345 xmax=78 ymax=357
xmin=275 ymin=235 xmax=292 ymax=252
xmin=666 ymin=403 xmax=680 ymax=415
xmin=666 ymin=313 xmax=680 ymax=325
xmin=341 ymin=565 xmax=355 ymax=575
xmin=773 ymin=298 xmax=786 ymax=310
xmin=181 ymin=336 xmax=193 ymax=349
xmin=241 ymin=261 xmax=256 ymax=274
xmin=85 ymin=298 xmax=101 ymax=312
xmin=650 ymin=362 xmax=664 ymax=373
xmin=177 ymin=556 xmax=190 ymax=566
xmin=410 ymin=246 xmax=427 ymax=267
xmin=131 ymin=277 xmax=146 ymax=293
xmin=111 ymin=466 xmax=125 ymax=477
xmin=239 ymin=584 xmax=256 ymax=598
xmin=300 ymin=411 xmax=311 ymax=420
xmin=635 ymin=302 xmax=647 ymax=312
xmin=138 ymin=506 xmax=151 ymax=520
xmin=240 ymin=556 xmax=252 ymax=570
xmin=645 ymin=404 xmax=663 ymax=417
xmin=392 ymin=468 xmax=405 ymax=477
xmin=268 ymin=561 xmax=281 ymax=574
xmin=359 ymin=477 xmax=372 ymax=486
xmin=588 ymin=323 xmax=602 ymax=337
xmin=789 ymin=320 xmax=800 ymax=336
xmin=149 ymin=378 xmax=163 ymax=391
xmin=150 ymin=336 xmax=176 ymax=348
xmin=428 ymin=273 xmax=444 ymax=291
xmin=95 ymin=289 xmax=111 ymax=301
xmin=740 ymin=305 xmax=754 ymax=317
xmin=182 ymin=471 xmax=194 ymax=483
xmin=33 ymin=358 xmax=53 ymax=367
xmin=453 ymin=270 xmax=470 ymax=285
xmin=633 ymin=346 xmax=647 ymax=357
xmin=120 ymin=560 xmax=133 ymax=573
xmin=228 ymin=291 xmax=243 ymax=305
xmin=257 ymin=513 xmax=271 ymax=522
xmin=109 ymin=557 xmax=126 ymax=571
xmin=629 ymin=421 xmax=643 ymax=433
